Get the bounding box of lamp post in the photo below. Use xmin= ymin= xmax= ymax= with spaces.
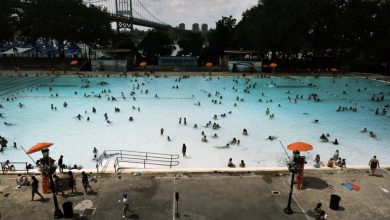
xmin=41 ymin=149 xmax=63 ymax=219
xmin=284 ymin=150 xmax=299 ymax=215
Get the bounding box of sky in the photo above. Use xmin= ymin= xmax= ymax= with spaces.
xmin=102 ymin=0 xmax=258 ymax=30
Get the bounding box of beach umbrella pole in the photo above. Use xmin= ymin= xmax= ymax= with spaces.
xmin=279 ymin=141 xmax=291 ymax=160
xmin=20 ymin=146 xmax=38 ymax=166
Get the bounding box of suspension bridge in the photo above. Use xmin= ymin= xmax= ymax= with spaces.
xmin=84 ymin=0 xmax=171 ymax=31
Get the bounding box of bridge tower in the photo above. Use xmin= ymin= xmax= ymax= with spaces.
xmin=115 ymin=0 xmax=134 ymax=32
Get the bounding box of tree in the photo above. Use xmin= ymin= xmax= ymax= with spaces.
xmin=177 ymin=32 xmax=204 ymax=56
xmin=207 ymin=16 xmax=237 ymax=55
xmin=0 ymin=0 xmax=19 ymax=42
xmin=139 ymin=31 xmax=174 ymax=62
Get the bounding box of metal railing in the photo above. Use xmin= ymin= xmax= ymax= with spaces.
xmin=1 ymin=161 xmax=32 ymax=174
xmin=96 ymin=150 xmax=179 ymax=173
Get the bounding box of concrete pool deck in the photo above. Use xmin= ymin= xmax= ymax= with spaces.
xmin=1 ymin=168 xmax=390 ymax=219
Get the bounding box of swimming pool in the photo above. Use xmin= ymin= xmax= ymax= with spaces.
xmin=1 ymin=74 xmax=389 ymax=168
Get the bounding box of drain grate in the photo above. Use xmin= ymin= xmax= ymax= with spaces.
xmin=82 ymin=208 xmax=96 ymax=216
xmin=272 ymin=191 xmax=280 ymax=195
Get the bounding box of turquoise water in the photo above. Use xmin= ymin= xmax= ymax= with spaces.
xmin=0 ymin=75 xmax=389 ymax=168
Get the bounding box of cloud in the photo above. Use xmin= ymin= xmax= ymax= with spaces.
xmin=137 ymin=0 xmax=257 ymax=29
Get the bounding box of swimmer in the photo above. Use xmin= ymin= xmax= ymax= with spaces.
xmin=167 ymin=136 xmax=171 ymax=141
xmin=161 ymin=128 xmax=164 ymax=135
xmin=129 ymin=116 xmax=133 ymax=121
xmin=320 ymin=134 xmax=328 ymax=142
xmin=92 ymin=107 xmax=96 ymax=113
xmin=179 ymin=117 xmax=182 ymax=124
xmin=184 ymin=118 xmax=187 ymax=125
xmin=107 ymin=120 xmax=112 ymax=124
xmin=267 ymin=136 xmax=276 ymax=141
xmin=314 ymin=119 xmax=319 ymax=123
xmin=213 ymin=133 xmax=218 ymax=138
xmin=63 ymin=102 xmax=68 ymax=108
xmin=230 ymin=138 xmax=237 ymax=144
xmin=369 ymin=131 xmax=376 ymax=138
xmin=76 ymin=114 xmax=82 ymax=120
xmin=194 ymin=124 xmax=198 ymax=128
xmin=361 ymin=128 xmax=367 ymax=132
xmin=237 ymin=140 xmax=240 ymax=146
xmin=243 ymin=129 xmax=248 ymax=135
xmin=87 ymin=117 xmax=90 ymax=121
xmin=333 ymin=139 xmax=339 ymax=145
xmin=4 ymin=122 xmax=14 ymax=126
xmin=201 ymin=136 xmax=208 ymax=142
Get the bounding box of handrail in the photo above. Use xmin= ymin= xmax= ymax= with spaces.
xmin=104 ymin=149 xmax=180 ymax=158
xmin=97 ymin=149 xmax=179 ymax=173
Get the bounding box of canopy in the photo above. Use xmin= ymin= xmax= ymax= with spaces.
xmin=206 ymin=62 xmax=213 ymax=68
xmin=287 ymin=142 xmax=313 ymax=152
xmin=27 ymin=142 xmax=53 ymax=154
xmin=1 ymin=48 xmax=16 ymax=55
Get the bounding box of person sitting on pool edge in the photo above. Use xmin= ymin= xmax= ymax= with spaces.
xmin=327 ymin=158 xmax=335 ymax=168
xmin=239 ymin=160 xmax=246 ymax=168
xmin=228 ymin=158 xmax=236 ymax=168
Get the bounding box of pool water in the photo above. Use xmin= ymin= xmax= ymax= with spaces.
xmin=0 ymin=75 xmax=389 ymax=168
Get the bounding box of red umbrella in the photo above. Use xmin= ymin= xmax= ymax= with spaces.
xmin=287 ymin=142 xmax=313 ymax=152
xmin=26 ymin=142 xmax=53 ymax=154
xmin=206 ymin=62 xmax=213 ymax=68
xmin=140 ymin=62 xmax=147 ymax=68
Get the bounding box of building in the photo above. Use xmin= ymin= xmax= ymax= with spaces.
xmin=178 ymin=23 xmax=185 ymax=30
xmin=201 ymin=23 xmax=208 ymax=32
xmin=192 ymin=23 xmax=199 ymax=32
xmin=223 ymin=50 xmax=262 ymax=72
xmin=158 ymin=56 xmax=198 ymax=68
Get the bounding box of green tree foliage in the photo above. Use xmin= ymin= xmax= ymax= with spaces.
xmin=139 ymin=31 xmax=174 ymax=61
xmin=0 ymin=0 xmax=19 ymax=41
xmin=4 ymin=0 xmax=113 ymax=53
xmin=177 ymin=32 xmax=204 ymax=56
xmin=208 ymin=0 xmax=390 ymax=71
xmin=207 ymin=16 xmax=236 ymax=55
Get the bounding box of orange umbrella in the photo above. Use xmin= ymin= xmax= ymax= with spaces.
xmin=70 ymin=60 xmax=78 ymax=65
xmin=206 ymin=62 xmax=213 ymax=68
xmin=270 ymin=63 xmax=278 ymax=68
xmin=287 ymin=142 xmax=313 ymax=152
xmin=27 ymin=142 xmax=53 ymax=154
xmin=140 ymin=62 xmax=147 ymax=68
xmin=330 ymin=68 xmax=338 ymax=72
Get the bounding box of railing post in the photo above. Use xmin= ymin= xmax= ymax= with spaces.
xmin=144 ymin=159 xmax=146 ymax=168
